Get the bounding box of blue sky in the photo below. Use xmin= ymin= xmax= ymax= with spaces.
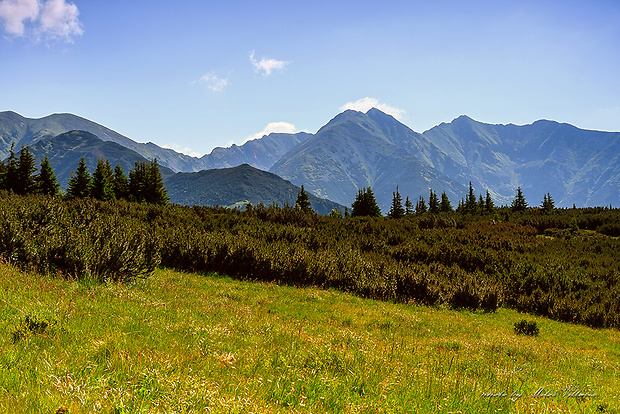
xmin=1 ymin=0 xmax=619 ymax=156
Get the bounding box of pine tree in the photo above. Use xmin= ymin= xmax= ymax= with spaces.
xmin=295 ymin=184 xmax=312 ymax=212
xmin=91 ymin=158 xmax=115 ymax=201
xmin=351 ymin=187 xmax=382 ymax=217
xmin=14 ymin=145 xmax=37 ymax=195
xmin=440 ymin=191 xmax=452 ymax=212
xmin=35 ymin=156 xmax=60 ymax=196
xmin=129 ymin=159 xmax=169 ymax=205
xmin=465 ymin=182 xmax=477 ymax=213
xmin=511 ymin=186 xmax=528 ymax=212
xmin=67 ymin=157 xmax=92 ymax=198
xmin=485 ymin=190 xmax=495 ymax=213
xmin=416 ymin=196 xmax=427 ymax=214
xmin=388 ymin=186 xmax=405 ymax=218
xmin=113 ymin=164 xmax=130 ymax=200
xmin=2 ymin=143 xmax=18 ymax=191
xmin=405 ymin=196 xmax=414 ymax=215
xmin=541 ymin=193 xmax=555 ymax=213
xmin=428 ymin=189 xmax=439 ymax=214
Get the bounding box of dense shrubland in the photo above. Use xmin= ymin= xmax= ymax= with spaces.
xmin=1 ymin=190 xmax=619 ymax=329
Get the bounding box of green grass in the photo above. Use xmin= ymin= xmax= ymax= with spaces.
xmin=0 ymin=264 xmax=619 ymax=413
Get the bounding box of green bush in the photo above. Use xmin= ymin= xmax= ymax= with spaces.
xmin=514 ymin=319 xmax=539 ymax=336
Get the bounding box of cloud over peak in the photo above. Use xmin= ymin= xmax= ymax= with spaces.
xmin=245 ymin=121 xmax=298 ymax=144
xmin=0 ymin=0 xmax=83 ymax=41
xmin=249 ymin=50 xmax=290 ymax=76
xmin=340 ymin=97 xmax=406 ymax=121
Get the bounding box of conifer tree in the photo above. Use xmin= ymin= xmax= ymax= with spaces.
xmin=15 ymin=145 xmax=37 ymax=195
xmin=67 ymin=157 xmax=92 ymax=198
xmin=541 ymin=193 xmax=555 ymax=213
xmin=511 ymin=186 xmax=528 ymax=212
xmin=35 ymin=156 xmax=60 ymax=196
xmin=440 ymin=191 xmax=452 ymax=212
xmin=465 ymin=182 xmax=477 ymax=213
xmin=485 ymin=190 xmax=495 ymax=213
xmin=2 ymin=143 xmax=18 ymax=192
xmin=295 ymin=184 xmax=312 ymax=212
xmin=91 ymin=158 xmax=115 ymax=201
xmin=129 ymin=159 xmax=169 ymax=205
xmin=428 ymin=189 xmax=439 ymax=214
xmin=113 ymin=164 xmax=130 ymax=200
xmin=351 ymin=187 xmax=382 ymax=217
xmin=388 ymin=186 xmax=405 ymax=218
xmin=416 ymin=196 xmax=427 ymax=214
xmin=405 ymin=196 xmax=414 ymax=215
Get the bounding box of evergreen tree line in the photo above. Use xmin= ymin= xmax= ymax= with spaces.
xmin=352 ymin=182 xmax=557 ymax=218
xmin=0 ymin=144 xmax=168 ymax=205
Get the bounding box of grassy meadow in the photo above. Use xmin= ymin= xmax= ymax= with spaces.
xmin=1 ymin=263 xmax=618 ymax=413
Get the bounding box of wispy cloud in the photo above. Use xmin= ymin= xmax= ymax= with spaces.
xmin=0 ymin=0 xmax=82 ymax=42
xmin=244 ymin=121 xmax=298 ymax=144
xmin=199 ymin=73 xmax=228 ymax=92
xmin=340 ymin=97 xmax=406 ymax=121
xmin=249 ymin=50 xmax=290 ymax=76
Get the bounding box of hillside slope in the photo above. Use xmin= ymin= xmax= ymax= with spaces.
xmin=164 ymin=163 xmax=344 ymax=214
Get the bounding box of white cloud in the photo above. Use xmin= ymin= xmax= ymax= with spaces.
xmin=0 ymin=0 xmax=38 ymax=35
xmin=161 ymin=144 xmax=202 ymax=158
xmin=0 ymin=0 xmax=82 ymax=41
xmin=199 ymin=73 xmax=228 ymax=92
xmin=340 ymin=97 xmax=406 ymax=121
xmin=244 ymin=121 xmax=297 ymax=144
xmin=38 ymin=0 xmax=82 ymax=41
xmin=249 ymin=50 xmax=290 ymax=76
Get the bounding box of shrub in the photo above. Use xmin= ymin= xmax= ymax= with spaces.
xmin=513 ymin=319 xmax=539 ymax=336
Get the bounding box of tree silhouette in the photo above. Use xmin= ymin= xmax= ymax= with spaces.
xmin=511 ymin=186 xmax=528 ymax=212
xmin=113 ymin=164 xmax=130 ymax=200
xmin=416 ymin=196 xmax=427 ymax=214
xmin=428 ymin=189 xmax=439 ymax=214
xmin=35 ymin=156 xmax=60 ymax=196
xmin=67 ymin=157 xmax=92 ymax=198
xmin=92 ymin=158 xmax=115 ymax=201
xmin=388 ymin=186 xmax=405 ymax=218
xmin=15 ymin=145 xmax=37 ymax=195
xmin=351 ymin=187 xmax=382 ymax=217
xmin=295 ymin=184 xmax=312 ymax=212
xmin=440 ymin=191 xmax=452 ymax=212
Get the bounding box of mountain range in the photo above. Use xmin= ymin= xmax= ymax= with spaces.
xmin=1 ymin=109 xmax=619 ymax=211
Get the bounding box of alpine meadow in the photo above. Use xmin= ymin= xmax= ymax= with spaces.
xmin=2 ymin=1 xmax=620 ymax=412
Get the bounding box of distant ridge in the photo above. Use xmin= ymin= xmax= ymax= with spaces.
xmin=164 ymin=163 xmax=344 ymax=214
xmin=2 ymin=109 xmax=619 ymax=209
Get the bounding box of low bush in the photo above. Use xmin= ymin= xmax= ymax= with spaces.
xmin=514 ymin=319 xmax=540 ymax=336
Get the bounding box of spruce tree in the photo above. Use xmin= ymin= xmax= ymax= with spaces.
xmin=2 ymin=143 xmax=18 ymax=192
xmin=67 ymin=157 xmax=92 ymax=198
xmin=428 ymin=189 xmax=439 ymax=214
xmin=511 ymin=186 xmax=528 ymax=212
xmin=129 ymin=159 xmax=169 ymax=205
xmin=113 ymin=164 xmax=130 ymax=200
xmin=351 ymin=187 xmax=382 ymax=217
xmin=15 ymin=145 xmax=37 ymax=195
xmin=465 ymin=182 xmax=477 ymax=213
xmin=416 ymin=196 xmax=427 ymax=214
xmin=146 ymin=159 xmax=169 ymax=205
xmin=388 ymin=186 xmax=405 ymax=218
xmin=91 ymin=158 xmax=115 ymax=201
xmin=405 ymin=196 xmax=414 ymax=215
xmin=35 ymin=156 xmax=60 ymax=196
xmin=295 ymin=184 xmax=312 ymax=212
xmin=440 ymin=191 xmax=452 ymax=212
xmin=541 ymin=193 xmax=555 ymax=213
xmin=485 ymin=190 xmax=495 ymax=213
